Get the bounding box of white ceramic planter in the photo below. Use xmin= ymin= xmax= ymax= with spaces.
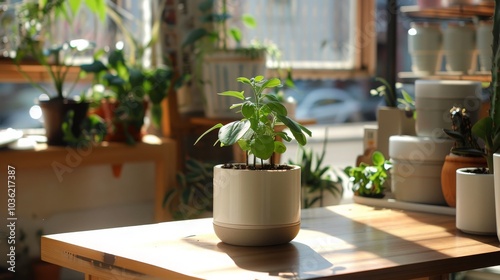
xmin=407 ymin=22 xmax=442 ymax=75
xmin=202 ymin=51 xmax=267 ymax=119
xmin=476 ymin=20 xmax=493 ymax=72
xmin=415 ymin=80 xmax=482 ymax=138
xmin=443 ymin=22 xmax=476 ymax=74
xmin=213 ymin=164 xmax=301 ymax=246
xmin=456 ymin=168 xmax=496 ymax=235
xmin=389 ymin=135 xmax=453 ymax=205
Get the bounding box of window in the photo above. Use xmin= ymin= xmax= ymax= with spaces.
xmin=238 ymin=0 xmax=376 ymax=79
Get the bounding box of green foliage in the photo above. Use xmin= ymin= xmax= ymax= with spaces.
xmin=471 ymin=0 xmax=500 ymax=173
xmin=344 ymin=151 xmax=392 ymax=198
xmin=80 ymin=49 xmax=174 ymax=144
xmin=181 ymin=0 xmax=258 ymax=51
xmin=370 ymin=78 xmax=415 ymax=115
xmin=62 ymin=111 xmax=107 ymax=147
xmin=443 ymin=107 xmax=484 ymax=158
xmin=195 ymin=75 xmax=312 ymax=168
xmin=163 ymin=159 xmax=214 ymax=220
xmin=14 ymin=0 xmax=105 ymax=100
xmin=288 ymin=135 xmax=343 ymax=209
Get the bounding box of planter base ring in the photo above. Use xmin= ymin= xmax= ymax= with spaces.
xmin=213 ymin=222 xmax=300 ymax=246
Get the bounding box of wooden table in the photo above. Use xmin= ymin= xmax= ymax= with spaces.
xmin=41 ymin=203 xmax=500 ymax=280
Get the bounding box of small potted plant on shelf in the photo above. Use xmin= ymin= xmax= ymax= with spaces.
xmin=182 ymin=0 xmax=270 ymax=119
xmin=370 ymin=77 xmax=416 ymax=159
xmin=80 ymin=46 xmax=174 ymax=145
xmin=194 ymin=75 xmax=311 ymax=246
xmin=13 ymin=0 xmax=106 ymax=146
xmin=441 ymin=106 xmax=487 ymax=208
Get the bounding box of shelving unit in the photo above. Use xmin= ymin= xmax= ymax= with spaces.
xmin=398 ymin=3 xmax=495 ymax=83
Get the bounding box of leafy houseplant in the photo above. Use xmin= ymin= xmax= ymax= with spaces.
xmin=472 ymin=0 xmax=500 ymax=173
xmin=344 ymin=151 xmax=392 ymax=198
xmin=288 ymin=134 xmax=343 ymax=209
xmin=13 ymin=0 xmax=106 ymax=146
xmin=80 ymin=49 xmax=174 ymax=145
xmin=195 ymin=75 xmax=311 ymax=246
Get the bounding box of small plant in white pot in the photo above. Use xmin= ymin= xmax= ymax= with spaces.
xmin=195 ymin=75 xmax=311 ymax=246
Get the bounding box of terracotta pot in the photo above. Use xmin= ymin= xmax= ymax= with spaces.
xmin=94 ymin=99 xmax=147 ymax=143
xmin=441 ymin=154 xmax=487 ymax=207
xmin=39 ymin=99 xmax=90 ymax=146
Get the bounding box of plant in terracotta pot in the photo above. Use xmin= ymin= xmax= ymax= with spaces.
xmin=442 ymin=106 xmax=487 ymax=208
xmin=194 ymin=75 xmax=311 ymax=246
xmin=80 ymin=48 xmax=174 ymax=145
xmin=13 ymin=0 xmax=106 ymax=146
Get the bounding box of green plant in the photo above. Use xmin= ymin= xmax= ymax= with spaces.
xmin=62 ymin=111 xmax=107 ymax=147
xmin=344 ymin=151 xmax=392 ymax=198
xmin=471 ymin=0 xmax=500 ymax=173
xmin=80 ymin=49 xmax=174 ymax=144
xmin=370 ymin=77 xmax=415 ymax=113
xmin=443 ymin=106 xmax=484 ymax=158
xmin=181 ymin=0 xmax=257 ymax=52
xmin=288 ymin=133 xmax=343 ymax=208
xmin=195 ymin=75 xmax=311 ymax=168
xmin=13 ymin=0 xmax=105 ymax=100
xmin=163 ymin=159 xmax=215 ymax=220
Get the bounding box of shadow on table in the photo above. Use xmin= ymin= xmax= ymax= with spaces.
xmin=217 ymin=241 xmax=337 ymax=278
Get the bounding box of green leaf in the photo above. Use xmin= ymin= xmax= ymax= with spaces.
xmin=266 ymin=101 xmax=287 ymax=116
xmin=274 ymin=141 xmax=286 ymax=154
xmin=218 ymin=120 xmax=251 ymax=146
xmin=182 ymin=28 xmax=210 ymax=48
xmin=194 ymin=123 xmax=223 ymax=145
xmin=80 ymin=60 xmax=107 ymax=73
xmin=251 ymin=135 xmax=275 ymax=160
xmin=68 ymin=0 xmax=83 ymax=17
xmin=472 ymin=117 xmax=493 ymax=142
xmin=371 ymin=151 xmax=386 ymax=166
xmin=84 ymin=0 xmax=106 ymax=22
xmin=237 ymin=77 xmax=252 ymax=85
xmin=262 ymin=78 xmax=282 ymax=89
xmin=241 ymin=102 xmax=255 ymax=118
xmin=242 ymin=14 xmax=257 ymax=29
xmin=218 ymin=90 xmax=245 ymax=100
xmin=229 ymin=28 xmax=242 ymax=43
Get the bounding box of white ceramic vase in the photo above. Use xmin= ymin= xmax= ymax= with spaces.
xmin=456 ymin=168 xmax=496 ymax=235
xmin=213 ymin=164 xmax=301 ymax=246
xmin=407 ymin=22 xmax=442 ymax=75
xmin=415 ymin=80 xmax=482 ymax=138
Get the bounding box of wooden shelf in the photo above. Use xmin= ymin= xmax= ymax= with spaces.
xmin=0 ymin=58 xmax=90 ymax=83
xmin=400 ymin=4 xmax=494 ymax=20
xmin=398 ymin=71 xmax=492 ymax=83
xmin=0 ymin=135 xmax=178 ymax=221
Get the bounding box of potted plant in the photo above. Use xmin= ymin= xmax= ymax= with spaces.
xmin=370 ymin=77 xmax=416 ymax=159
xmin=13 ymin=0 xmax=106 ymax=146
xmin=80 ymin=47 xmax=174 ymax=145
xmin=194 ymin=75 xmax=311 ymax=246
xmin=288 ymin=133 xmax=343 ymax=208
xmin=182 ymin=0 xmax=270 ymax=119
xmin=441 ymin=106 xmax=487 ymax=208
xmin=344 ymin=150 xmax=392 ymax=199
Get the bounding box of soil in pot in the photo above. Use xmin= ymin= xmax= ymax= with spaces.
xmin=39 ymin=98 xmax=89 ymax=146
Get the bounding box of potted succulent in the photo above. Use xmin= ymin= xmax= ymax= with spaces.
xmin=182 ymin=0 xmax=269 ymax=119
xmin=13 ymin=0 xmax=106 ymax=146
xmin=194 ymin=75 xmax=311 ymax=246
xmin=441 ymin=106 xmax=487 ymax=208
